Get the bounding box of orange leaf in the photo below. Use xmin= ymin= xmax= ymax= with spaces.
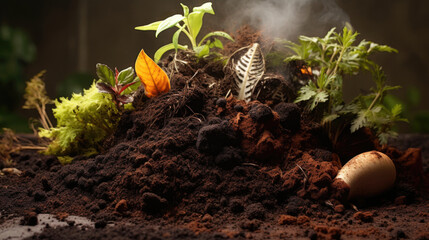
xmin=135 ymin=49 xmax=170 ymax=98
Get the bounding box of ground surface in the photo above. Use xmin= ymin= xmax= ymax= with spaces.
xmin=1 ymin=28 xmax=428 ymax=239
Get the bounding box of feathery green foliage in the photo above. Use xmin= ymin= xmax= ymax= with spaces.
xmin=39 ymin=83 xmax=120 ymax=162
xmin=283 ymin=27 xmax=406 ymax=144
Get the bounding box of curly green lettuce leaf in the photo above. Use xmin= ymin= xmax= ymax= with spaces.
xmin=39 ymin=82 xmax=120 ymax=159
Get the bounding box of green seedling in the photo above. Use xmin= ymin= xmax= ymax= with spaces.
xmin=135 ymin=2 xmax=234 ymax=62
xmin=95 ymin=64 xmax=140 ymax=110
xmin=283 ymin=27 xmax=407 ymax=144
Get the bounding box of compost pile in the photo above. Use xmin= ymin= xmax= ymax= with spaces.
xmin=1 ymin=28 xmax=428 ymax=240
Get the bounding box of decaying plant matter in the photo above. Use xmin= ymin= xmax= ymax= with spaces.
xmin=22 ymin=70 xmax=54 ymax=131
xmin=0 ymin=128 xmax=45 ymax=168
xmin=135 ymin=49 xmax=171 ymax=98
xmin=230 ymin=43 xmax=265 ymax=102
xmin=1 ymin=71 xmax=54 ymax=168
xmin=1 ymin=9 xmax=426 ymax=238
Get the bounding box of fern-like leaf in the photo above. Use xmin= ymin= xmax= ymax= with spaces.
xmin=351 ymin=110 xmax=367 ymax=133
xmin=233 ymin=43 xmax=265 ymax=102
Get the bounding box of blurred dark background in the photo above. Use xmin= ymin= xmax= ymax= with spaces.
xmin=1 ymin=0 xmax=428 ymax=133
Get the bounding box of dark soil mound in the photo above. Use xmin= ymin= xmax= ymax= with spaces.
xmin=1 ymin=28 xmax=428 ymax=239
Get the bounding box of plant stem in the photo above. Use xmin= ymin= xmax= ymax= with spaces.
xmin=184 ymin=18 xmax=197 ymax=48
xmin=16 ymin=146 xmax=47 ymax=151
xmin=327 ymin=46 xmax=345 ymax=77
xmin=367 ymin=89 xmax=381 ymax=112
xmin=42 ymin=103 xmax=53 ymax=129
xmin=35 ymin=104 xmax=50 ymax=130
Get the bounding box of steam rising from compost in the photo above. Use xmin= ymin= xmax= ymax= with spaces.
xmin=224 ymin=0 xmax=350 ymax=40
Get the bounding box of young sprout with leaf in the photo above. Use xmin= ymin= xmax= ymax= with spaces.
xmin=135 ymin=2 xmax=234 ymax=62
xmin=95 ymin=64 xmax=141 ymax=110
xmin=283 ymin=27 xmax=407 ymax=144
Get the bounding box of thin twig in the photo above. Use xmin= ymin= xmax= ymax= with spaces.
xmin=350 ymin=203 xmax=359 ymax=212
xmin=296 ymin=163 xmax=308 ymax=187
xmin=16 ymin=146 xmax=47 ymax=151
xmin=242 ymin=163 xmax=260 ymax=168
xmin=325 ymin=200 xmax=335 ymax=209
xmin=189 ymin=69 xmax=201 ymax=81
xmin=225 ymin=89 xmax=231 ymax=98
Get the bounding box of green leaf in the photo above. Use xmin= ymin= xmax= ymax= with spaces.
xmin=391 ymin=104 xmax=402 ymax=117
xmin=383 ymin=85 xmax=401 ymax=91
xmin=96 ymin=64 xmax=115 ymax=86
xmin=378 ymin=132 xmax=390 ymax=145
xmin=121 ymin=79 xmax=141 ymax=95
xmin=351 ymin=110 xmax=367 ymax=133
xmin=371 ymin=105 xmax=382 ymax=113
xmin=193 ymin=2 xmax=214 ymax=14
xmin=117 ymin=67 xmax=135 ymax=84
xmin=299 ymin=36 xmax=319 ymax=44
xmin=180 ymin=3 xmax=189 ymax=16
xmin=322 ymin=113 xmax=339 ymax=125
xmin=194 ymin=44 xmax=210 ymax=58
xmin=323 ymin=28 xmax=336 ymax=42
xmin=295 ymin=85 xmax=317 ymax=103
xmin=156 ymin=14 xmax=184 ymax=37
xmin=173 ymin=25 xmax=185 ymax=50
xmin=187 ymin=11 xmax=204 ymax=40
xmin=135 ymin=21 xmax=162 ymax=31
xmin=199 ymin=31 xmax=234 ymax=46
xmin=311 ymin=91 xmax=329 ymax=110
xmin=187 ymin=2 xmax=215 ymax=40
xmin=154 ymin=43 xmax=188 ymax=63
xmin=284 ymin=55 xmax=302 ymax=62
xmin=368 ymin=42 xmax=398 ymax=53
xmin=210 ymin=38 xmax=223 ymax=49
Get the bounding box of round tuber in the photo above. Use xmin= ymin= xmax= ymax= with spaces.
xmin=334 ymin=151 xmax=396 ymax=200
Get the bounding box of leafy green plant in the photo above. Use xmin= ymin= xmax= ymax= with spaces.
xmin=283 ymin=27 xmax=406 ymax=144
xmin=95 ymin=64 xmax=140 ymax=109
xmin=38 ymin=64 xmax=140 ymax=163
xmin=135 ymin=2 xmax=234 ymax=62
xmin=39 ymin=83 xmax=120 ymax=163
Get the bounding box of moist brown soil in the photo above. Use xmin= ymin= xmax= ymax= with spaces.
xmin=1 ymin=27 xmax=428 ymax=240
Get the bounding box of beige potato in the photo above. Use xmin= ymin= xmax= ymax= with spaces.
xmin=335 ymin=151 xmax=396 ymax=200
